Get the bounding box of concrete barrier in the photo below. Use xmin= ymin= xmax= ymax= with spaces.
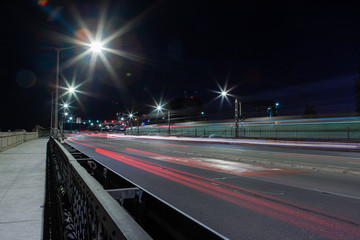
xmin=0 ymin=131 xmax=39 ymax=152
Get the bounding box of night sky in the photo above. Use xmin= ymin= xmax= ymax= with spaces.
xmin=1 ymin=0 xmax=360 ymax=131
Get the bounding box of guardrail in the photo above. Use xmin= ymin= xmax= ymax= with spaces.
xmin=0 ymin=131 xmax=39 ymax=152
xmin=126 ymin=117 xmax=360 ymax=141
xmin=44 ymin=137 xmax=225 ymax=240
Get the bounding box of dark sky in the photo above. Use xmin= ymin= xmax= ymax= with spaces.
xmin=1 ymin=0 xmax=360 ymax=131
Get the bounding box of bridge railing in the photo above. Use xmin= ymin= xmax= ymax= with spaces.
xmin=44 ymin=137 xmax=225 ymax=240
xmin=0 ymin=131 xmax=39 ymax=152
xmin=126 ymin=120 xmax=360 ymax=141
xmin=44 ymin=137 xmax=151 ymax=240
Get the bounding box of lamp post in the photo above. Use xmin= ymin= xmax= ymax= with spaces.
xmin=129 ymin=113 xmax=134 ymax=134
xmin=54 ymin=41 xmax=103 ymax=138
xmin=128 ymin=113 xmax=139 ymax=134
xmin=63 ymin=111 xmax=69 ymax=134
xmin=219 ymin=91 xmax=242 ymax=138
xmin=54 ymin=46 xmax=75 ymax=138
xmin=234 ymin=98 xmax=241 ymax=138
xmin=155 ymin=104 xmax=171 ymax=135
xmin=51 ymin=92 xmax=54 ymax=134
xmin=167 ymin=111 xmax=171 ymax=135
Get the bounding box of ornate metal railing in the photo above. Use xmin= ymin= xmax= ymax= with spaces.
xmin=44 ymin=137 xmax=151 ymax=240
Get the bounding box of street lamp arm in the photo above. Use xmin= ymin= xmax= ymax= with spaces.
xmin=55 ymin=46 xmax=79 ymax=51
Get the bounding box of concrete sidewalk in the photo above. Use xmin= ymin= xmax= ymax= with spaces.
xmin=0 ymin=138 xmax=48 ymax=240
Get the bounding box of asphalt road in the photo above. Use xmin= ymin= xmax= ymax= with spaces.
xmin=66 ymin=133 xmax=360 ymax=240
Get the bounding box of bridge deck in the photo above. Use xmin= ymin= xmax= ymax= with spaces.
xmin=0 ymin=138 xmax=48 ymax=240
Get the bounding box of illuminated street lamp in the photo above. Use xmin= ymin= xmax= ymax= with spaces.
xmin=90 ymin=41 xmax=104 ymax=53
xmin=62 ymin=112 xmax=69 ymax=134
xmin=127 ymin=112 xmax=140 ymax=135
xmin=218 ymin=91 xmax=242 ymax=138
xmin=155 ymin=103 xmax=171 ymax=135
xmin=54 ymin=41 xmax=103 ymax=138
xmin=267 ymin=106 xmax=272 ymax=119
xmin=275 ymin=102 xmax=280 ymax=116
xmin=128 ymin=113 xmax=134 ymax=134
xmin=68 ymin=87 xmax=75 ymax=94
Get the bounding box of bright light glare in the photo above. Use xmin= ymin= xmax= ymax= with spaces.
xmin=56 ymin=2 xmax=164 ymax=88
xmin=208 ymin=81 xmax=237 ymax=110
xmin=68 ymin=87 xmax=75 ymax=93
xmin=156 ymin=105 xmax=162 ymax=111
xmin=129 ymin=114 xmax=133 ymax=118
xmin=90 ymin=41 xmax=104 ymax=53
xmin=64 ymin=103 xmax=69 ymax=108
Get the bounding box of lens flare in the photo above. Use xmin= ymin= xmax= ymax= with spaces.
xmin=90 ymin=41 xmax=104 ymax=53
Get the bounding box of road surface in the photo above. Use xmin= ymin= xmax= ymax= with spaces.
xmin=66 ymin=133 xmax=360 ymax=239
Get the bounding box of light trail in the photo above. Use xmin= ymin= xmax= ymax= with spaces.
xmin=97 ymin=147 xmax=360 ymax=240
xmin=270 ymin=153 xmax=360 ymax=163
xmin=67 ymin=138 xmax=360 ymax=239
xmin=125 ymin=147 xmax=306 ymax=177
xmin=149 ymin=143 xmax=190 ymax=148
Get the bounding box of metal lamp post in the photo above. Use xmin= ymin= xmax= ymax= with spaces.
xmin=167 ymin=111 xmax=171 ymax=135
xmin=54 ymin=42 xmax=103 ymax=138
xmin=234 ymin=98 xmax=241 ymax=138
xmin=155 ymin=104 xmax=171 ymax=135
xmin=219 ymin=91 xmax=242 ymax=138
xmin=54 ymin=46 xmax=77 ymax=138
xmin=129 ymin=114 xmax=133 ymax=134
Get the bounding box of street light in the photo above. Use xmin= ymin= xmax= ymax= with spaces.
xmin=68 ymin=87 xmax=75 ymax=94
xmin=90 ymin=41 xmax=104 ymax=53
xmin=128 ymin=113 xmax=134 ymax=134
xmin=154 ymin=103 xmax=171 ymax=135
xmin=267 ymin=106 xmax=272 ymax=119
xmin=218 ymin=91 xmax=242 ymax=138
xmin=62 ymin=112 xmax=69 ymax=134
xmin=54 ymin=41 xmax=103 ymax=138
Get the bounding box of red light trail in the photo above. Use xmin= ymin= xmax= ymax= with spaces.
xmin=67 ymin=138 xmax=360 ymax=239
xmin=125 ymin=147 xmax=307 ymax=177
xmin=96 ymin=147 xmax=360 ymax=239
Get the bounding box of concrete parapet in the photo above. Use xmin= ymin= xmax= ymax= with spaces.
xmin=0 ymin=131 xmax=39 ymax=152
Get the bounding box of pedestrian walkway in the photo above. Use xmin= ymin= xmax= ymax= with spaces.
xmin=0 ymin=138 xmax=48 ymax=240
